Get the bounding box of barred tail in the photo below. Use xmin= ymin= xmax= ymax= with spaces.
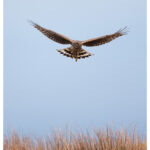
xmin=57 ymin=47 xmax=93 ymax=60
xmin=77 ymin=49 xmax=93 ymax=59
xmin=57 ymin=47 xmax=73 ymax=58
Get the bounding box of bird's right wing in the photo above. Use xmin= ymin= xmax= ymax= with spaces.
xmin=82 ymin=27 xmax=128 ymax=47
xmin=30 ymin=21 xmax=73 ymax=45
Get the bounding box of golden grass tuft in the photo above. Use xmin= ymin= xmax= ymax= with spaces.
xmin=4 ymin=127 xmax=146 ymax=150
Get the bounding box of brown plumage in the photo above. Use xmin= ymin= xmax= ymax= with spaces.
xmin=30 ymin=21 xmax=128 ymax=62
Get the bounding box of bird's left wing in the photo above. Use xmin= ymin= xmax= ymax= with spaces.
xmin=82 ymin=27 xmax=128 ymax=47
xmin=30 ymin=21 xmax=73 ymax=45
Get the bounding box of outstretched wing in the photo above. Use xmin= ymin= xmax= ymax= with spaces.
xmin=30 ymin=21 xmax=73 ymax=45
xmin=82 ymin=27 xmax=128 ymax=47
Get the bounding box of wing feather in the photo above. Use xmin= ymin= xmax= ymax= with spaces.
xmin=30 ymin=21 xmax=73 ymax=45
xmin=82 ymin=27 xmax=128 ymax=47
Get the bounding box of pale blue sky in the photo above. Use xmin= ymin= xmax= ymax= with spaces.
xmin=4 ymin=0 xmax=146 ymax=135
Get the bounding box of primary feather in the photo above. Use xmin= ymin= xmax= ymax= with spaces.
xmin=30 ymin=21 xmax=72 ymax=45
xmin=82 ymin=27 xmax=128 ymax=47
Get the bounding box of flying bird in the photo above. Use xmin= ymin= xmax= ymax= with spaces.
xmin=30 ymin=21 xmax=127 ymax=62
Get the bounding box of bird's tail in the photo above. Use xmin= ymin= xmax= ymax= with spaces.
xmin=77 ymin=49 xmax=93 ymax=59
xmin=57 ymin=47 xmax=93 ymax=61
xmin=57 ymin=47 xmax=73 ymax=58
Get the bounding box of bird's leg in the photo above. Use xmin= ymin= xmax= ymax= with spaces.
xmin=71 ymin=50 xmax=75 ymax=59
xmin=75 ymin=57 xmax=78 ymax=62
xmin=75 ymin=50 xmax=80 ymax=62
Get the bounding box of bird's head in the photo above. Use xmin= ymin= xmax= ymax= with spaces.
xmin=72 ymin=41 xmax=82 ymax=49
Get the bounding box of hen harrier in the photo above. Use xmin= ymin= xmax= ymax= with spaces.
xmin=30 ymin=21 xmax=127 ymax=62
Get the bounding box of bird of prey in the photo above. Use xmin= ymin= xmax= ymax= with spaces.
xmin=30 ymin=21 xmax=127 ymax=62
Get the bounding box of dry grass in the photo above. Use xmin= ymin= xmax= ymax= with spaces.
xmin=4 ymin=127 xmax=146 ymax=150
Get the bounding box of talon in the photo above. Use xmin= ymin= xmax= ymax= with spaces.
xmin=72 ymin=55 xmax=74 ymax=58
xmin=76 ymin=57 xmax=78 ymax=62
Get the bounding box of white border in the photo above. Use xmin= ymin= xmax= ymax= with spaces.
xmin=0 ymin=1 xmax=148 ymax=150
xmin=147 ymin=0 xmax=149 ymax=149
xmin=0 ymin=0 xmax=3 ymax=148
